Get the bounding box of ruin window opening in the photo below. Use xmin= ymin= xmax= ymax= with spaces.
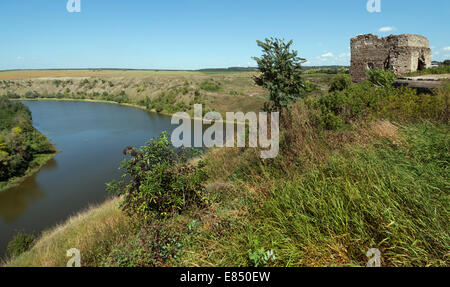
xmin=367 ymin=62 xmax=375 ymax=70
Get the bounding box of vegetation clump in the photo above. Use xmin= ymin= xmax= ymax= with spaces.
xmin=365 ymin=68 xmax=396 ymax=88
xmin=329 ymin=74 xmax=352 ymax=93
xmin=199 ymin=80 xmax=222 ymax=92
xmin=108 ymin=132 xmax=208 ymax=220
xmin=6 ymin=232 xmax=35 ymax=258
xmin=0 ymin=97 xmax=55 ymax=189
xmin=408 ymin=64 xmax=450 ymax=76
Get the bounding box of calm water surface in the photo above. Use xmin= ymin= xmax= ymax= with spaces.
xmin=0 ymin=101 xmax=177 ymax=257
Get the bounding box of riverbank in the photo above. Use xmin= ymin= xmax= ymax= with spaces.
xmin=0 ymin=97 xmax=57 ymax=193
xmin=15 ymin=98 xmax=248 ymax=125
xmin=0 ymin=152 xmax=57 ymax=193
xmin=0 ymin=69 xmax=268 ymax=119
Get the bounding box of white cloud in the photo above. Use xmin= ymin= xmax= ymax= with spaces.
xmin=378 ymin=26 xmax=396 ymax=32
xmin=443 ymin=47 xmax=450 ymax=51
xmin=16 ymin=56 xmax=24 ymax=60
xmin=321 ymin=52 xmax=334 ymax=58
xmin=338 ymin=53 xmax=350 ymax=58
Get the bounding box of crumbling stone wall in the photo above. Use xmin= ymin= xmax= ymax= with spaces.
xmin=350 ymin=34 xmax=432 ymax=82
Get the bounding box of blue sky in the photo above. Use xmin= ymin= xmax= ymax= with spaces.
xmin=1 ymin=0 xmax=449 ymax=70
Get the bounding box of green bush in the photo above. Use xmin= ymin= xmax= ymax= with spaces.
xmin=7 ymin=232 xmax=35 ymax=258
xmin=24 ymin=91 xmax=39 ymax=99
xmin=108 ymin=132 xmax=208 ymax=221
xmin=199 ymin=81 xmax=222 ymax=92
xmin=366 ymin=69 xmax=396 ymax=88
xmin=329 ymin=74 xmax=352 ymax=93
xmin=314 ymin=80 xmax=448 ymax=130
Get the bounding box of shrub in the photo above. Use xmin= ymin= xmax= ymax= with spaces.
xmin=199 ymin=81 xmax=221 ymax=92
xmin=24 ymin=91 xmax=39 ymax=99
xmin=376 ymin=85 xmax=449 ymax=122
xmin=365 ymin=69 xmax=396 ymax=88
xmin=304 ymin=80 xmax=318 ymax=93
xmin=79 ymin=79 xmax=90 ymax=88
xmin=329 ymin=74 xmax=352 ymax=93
xmin=7 ymin=232 xmax=35 ymax=258
xmin=6 ymin=91 xmax=20 ymax=99
xmin=408 ymin=65 xmax=450 ymax=76
xmin=108 ymin=132 xmax=208 ymax=221
xmin=314 ymin=80 xmax=448 ymax=130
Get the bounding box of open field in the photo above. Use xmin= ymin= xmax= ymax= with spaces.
xmin=0 ymin=70 xmax=335 ymax=116
xmin=0 ymin=70 xmax=269 ymax=115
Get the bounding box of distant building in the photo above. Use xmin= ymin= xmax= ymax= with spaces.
xmin=350 ymin=34 xmax=432 ymax=82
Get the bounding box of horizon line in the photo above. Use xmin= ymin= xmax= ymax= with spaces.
xmin=0 ymin=65 xmax=350 ymax=73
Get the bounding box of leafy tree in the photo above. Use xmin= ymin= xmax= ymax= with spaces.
xmin=253 ymin=38 xmax=307 ymax=112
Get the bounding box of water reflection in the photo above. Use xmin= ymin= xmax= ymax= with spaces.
xmin=0 ymin=159 xmax=58 ymax=223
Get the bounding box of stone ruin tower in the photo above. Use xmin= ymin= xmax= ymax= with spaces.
xmin=350 ymin=34 xmax=432 ymax=82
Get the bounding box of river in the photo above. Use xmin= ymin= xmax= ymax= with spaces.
xmin=0 ymin=101 xmax=179 ymax=258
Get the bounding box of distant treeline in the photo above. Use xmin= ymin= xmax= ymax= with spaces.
xmin=197 ymin=67 xmax=258 ymax=73
xmin=303 ymin=65 xmax=349 ymax=69
xmin=0 ymin=66 xmax=352 ymax=74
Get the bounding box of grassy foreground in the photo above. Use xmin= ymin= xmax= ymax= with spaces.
xmin=3 ymin=73 xmax=449 ymax=267
xmin=5 ymin=197 xmax=129 ymax=267
xmin=6 ymin=121 xmax=448 ymax=267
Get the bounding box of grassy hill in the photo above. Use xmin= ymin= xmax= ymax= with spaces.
xmin=0 ymin=69 xmax=335 ymax=117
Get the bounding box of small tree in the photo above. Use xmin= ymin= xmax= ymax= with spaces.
xmin=253 ymin=38 xmax=307 ymax=112
xmin=108 ymin=132 xmax=208 ymax=221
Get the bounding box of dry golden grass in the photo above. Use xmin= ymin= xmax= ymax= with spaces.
xmin=368 ymin=120 xmax=400 ymax=144
xmin=0 ymin=69 xmax=268 ymax=115
xmin=6 ymin=197 xmax=130 ymax=267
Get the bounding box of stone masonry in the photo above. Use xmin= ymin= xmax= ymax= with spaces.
xmin=350 ymin=34 xmax=432 ymax=82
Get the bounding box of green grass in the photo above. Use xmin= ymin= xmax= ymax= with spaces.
xmin=179 ymin=122 xmax=449 ymax=267
xmin=407 ymin=65 xmax=450 ymax=76
xmin=7 ymin=121 xmax=448 ymax=267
